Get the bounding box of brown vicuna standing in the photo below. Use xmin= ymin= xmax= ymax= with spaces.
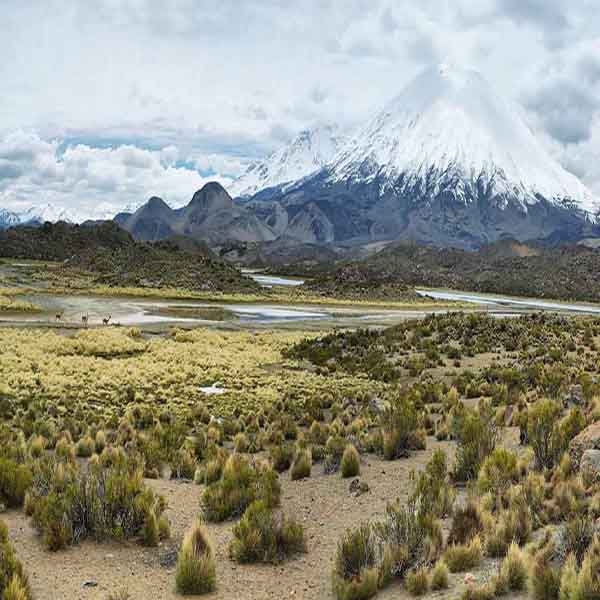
xmin=82 ymin=314 xmax=89 ymax=328
xmin=102 ymin=315 xmax=111 ymax=326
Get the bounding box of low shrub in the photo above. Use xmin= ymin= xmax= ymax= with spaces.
xmin=411 ymin=449 xmax=454 ymax=519
xmin=430 ymin=560 xmax=449 ymax=590
xmin=175 ymin=520 xmax=216 ymax=595
xmin=452 ymin=403 xmax=498 ymax=482
xmin=269 ymin=443 xmax=294 ymax=473
xmin=26 ymin=454 xmax=168 ymax=551
xmin=443 ymin=536 xmax=483 ymax=573
xmin=527 ymin=399 xmax=564 ymax=471
xmin=229 ymin=500 xmax=306 ymax=564
xmin=447 ymin=501 xmax=483 ymax=546
xmin=529 ymin=548 xmax=561 ymax=600
xmin=0 ymin=520 xmax=31 ymax=599
xmin=0 ymin=458 xmax=32 ymax=508
xmin=332 ymin=523 xmax=381 ymax=600
xmin=76 ymin=435 xmax=95 ymax=458
xmin=406 ymin=568 xmax=429 ymax=596
xmin=381 ymin=395 xmax=421 ymax=460
xmin=498 ymin=541 xmax=528 ymax=592
xmin=290 ymin=448 xmax=312 ymax=481
xmin=341 ymin=445 xmax=360 ymax=478
xmin=202 ymin=455 xmax=280 ymax=522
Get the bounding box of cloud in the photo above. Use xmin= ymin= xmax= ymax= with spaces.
xmin=1 ymin=0 xmax=600 ymax=212
xmin=0 ymin=131 xmax=233 ymax=220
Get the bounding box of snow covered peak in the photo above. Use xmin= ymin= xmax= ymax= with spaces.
xmin=229 ymin=123 xmax=346 ymax=198
xmin=19 ymin=203 xmax=77 ymax=224
xmin=330 ymin=64 xmax=598 ymax=214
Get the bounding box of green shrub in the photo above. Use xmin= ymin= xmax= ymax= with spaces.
xmin=406 ymin=568 xmax=429 ymax=596
xmin=175 ymin=520 xmax=216 ymax=595
xmin=529 ymin=548 xmax=561 ymax=600
xmin=290 ymin=448 xmax=312 ymax=481
xmin=76 ymin=435 xmax=95 ymax=458
xmin=229 ymin=500 xmax=306 ymax=564
xmin=411 ymin=449 xmax=454 ymax=519
xmin=477 ymin=448 xmax=520 ymax=503
xmin=0 ymin=520 xmax=31 ymax=599
xmin=443 ymin=536 xmax=483 ymax=573
xmin=2 ymin=575 xmax=30 ymax=600
xmin=559 ymin=554 xmax=578 ymax=600
xmin=381 ymin=395 xmax=421 ymax=460
xmin=0 ymin=459 xmax=32 ymax=508
xmin=527 ymin=399 xmax=564 ymax=471
xmin=202 ymin=455 xmax=280 ymax=522
xmin=341 ymin=445 xmax=360 ymax=478
xmin=573 ymin=540 xmax=600 ymax=600
xmin=269 ymin=443 xmax=294 ymax=473
xmin=26 ymin=454 xmax=167 ymax=551
xmin=332 ymin=523 xmax=380 ymax=600
xmin=376 ymin=500 xmax=440 ymax=579
xmin=430 ymin=561 xmax=449 ymax=590
xmin=447 ymin=501 xmax=482 ymax=545
xmin=452 ymin=403 xmax=498 ymax=482
xmin=498 ymin=541 xmax=528 ymax=592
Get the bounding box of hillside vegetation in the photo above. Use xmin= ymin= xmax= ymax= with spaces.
xmin=307 ymin=240 xmax=600 ymax=303
xmin=0 ymin=222 xmax=259 ymax=293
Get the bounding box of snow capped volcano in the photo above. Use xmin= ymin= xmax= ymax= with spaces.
xmin=245 ymin=64 xmax=599 ymax=248
xmin=229 ymin=124 xmax=345 ymax=198
xmin=330 ymin=64 xmax=597 ymax=214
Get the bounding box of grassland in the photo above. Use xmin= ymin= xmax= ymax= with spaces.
xmin=2 ymin=311 xmax=600 ymax=600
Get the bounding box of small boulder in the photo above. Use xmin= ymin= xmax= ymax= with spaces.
xmin=349 ymin=478 xmax=369 ymax=497
xmin=569 ymin=421 xmax=600 ymax=468
xmin=564 ymin=384 xmax=584 ymax=408
xmin=580 ymin=449 xmax=600 ymax=486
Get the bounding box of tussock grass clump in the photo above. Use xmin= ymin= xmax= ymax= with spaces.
xmin=175 ymin=520 xmax=216 ymax=595
xmin=529 ymin=548 xmax=561 ymax=600
xmin=461 ymin=583 xmax=496 ymax=600
xmin=76 ymin=435 xmax=95 ymax=458
xmin=498 ymin=541 xmax=528 ymax=592
xmin=381 ymin=396 xmax=421 ymax=460
xmin=229 ymin=500 xmax=306 ymax=564
xmin=447 ymin=501 xmax=483 ymax=546
xmin=26 ymin=454 xmax=168 ymax=551
xmin=406 ymin=568 xmax=429 ymax=596
xmin=269 ymin=443 xmax=294 ymax=473
xmin=0 ymin=458 xmax=32 ymax=509
xmin=443 ymin=536 xmax=483 ymax=573
xmin=290 ymin=448 xmax=312 ymax=481
xmin=559 ymin=554 xmax=578 ymax=600
xmin=477 ymin=448 xmax=520 ymax=503
xmin=341 ymin=445 xmax=360 ymax=478
xmin=332 ymin=523 xmax=381 ymax=600
xmin=430 ymin=560 xmax=449 ymax=590
xmin=452 ymin=403 xmax=498 ymax=482
xmin=411 ymin=449 xmax=454 ymax=518
xmin=0 ymin=520 xmax=31 ymax=599
xmin=572 ymin=539 xmax=600 ymax=600
xmin=202 ymin=455 xmax=280 ymax=522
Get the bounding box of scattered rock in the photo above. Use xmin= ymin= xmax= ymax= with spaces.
xmin=464 ymin=573 xmax=476 ymax=585
xmin=349 ymin=478 xmax=370 ymax=497
xmin=564 ymin=384 xmax=584 ymax=407
xmin=570 ymin=421 xmax=600 ymax=468
xmin=580 ymin=449 xmax=600 ymax=486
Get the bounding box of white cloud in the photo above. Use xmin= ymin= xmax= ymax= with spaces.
xmin=0 ymin=131 xmax=233 ymax=220
xmin=0 ymin=0 xmax=599 ymax=215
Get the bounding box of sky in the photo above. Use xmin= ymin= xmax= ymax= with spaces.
xmin=1 ymin=0 xmax=599 ymax=219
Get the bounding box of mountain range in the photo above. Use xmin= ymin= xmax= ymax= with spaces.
xmin=3 ymin=64 xmax=599 ymax=250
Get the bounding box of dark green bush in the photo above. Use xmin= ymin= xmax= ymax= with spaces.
xmin=229 ymin=500 xmax=306 ymax=563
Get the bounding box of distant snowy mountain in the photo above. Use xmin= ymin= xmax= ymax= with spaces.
xmin=329 ymin=63 xmax=597 ymax=213
xmin=0 ymin=208 xmax=23 ymax=229
xmin=246 ymin=64 xmax=599 ymax=248
xmin=19 ymin=203 xmax=76 ymax=224
xmin=228 ymin=124 xmax=346 ymax=198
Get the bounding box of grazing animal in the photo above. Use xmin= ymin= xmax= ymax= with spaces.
xmin=102 ymin=315 xmax=111 ymax=326
xmin=55 ymin=311 xmax=64 ymax=322
xmin=82 ymin=314 xmax=89 ymax=328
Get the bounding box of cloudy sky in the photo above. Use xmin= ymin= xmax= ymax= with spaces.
xmin=1 ymin=0 xmax=599 ymax=219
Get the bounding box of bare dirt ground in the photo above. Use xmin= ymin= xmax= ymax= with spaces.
xmin=5 ymin=440 xmax=466 ymax=600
